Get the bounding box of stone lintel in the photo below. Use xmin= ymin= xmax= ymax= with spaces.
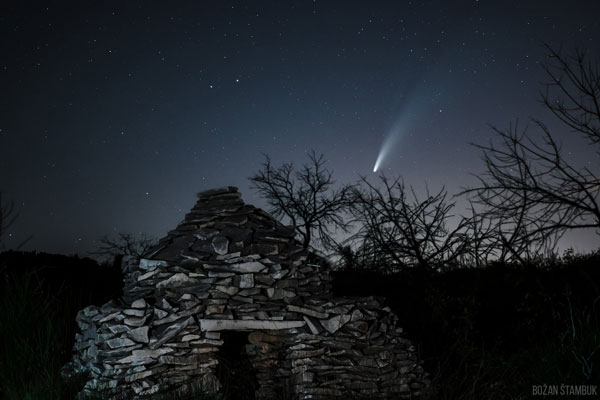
xmin=199 ymin=319 xmax=305 ymax=332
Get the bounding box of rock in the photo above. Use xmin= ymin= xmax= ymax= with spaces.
xmin=230 ymin=261 xmax=267 ymax=273
xmin=303 ymin=316 xmax=324 ymax=335
xmin=131 ymin=299 xmax=147 ymax=309
xmin=206 ymin=304 xmax=226 ymax=314
xmin=211 ymin=236 xmax=229 ymax=255
xmin=123 ymin=308 xmax=146 ymax=317
xmin=181 ymin=334 xmax=202 ymax=341
xmin=158 ymin=299 xmax=172 ymax=310
xmin=198 ymin=319 xmax=305 ymax=331
xmin=149 ymin=316 xmax=194 ymax=349
xmin=153 ymin=307 xmax=168 ymax=319
xmin=291 ymin=371 xmax=314 ymax=384
xmin=158 ymin=354 xmax=211 ymax=365
xmin=321 ymin=314 xmax=352 ymax=334
xmin=137 ymin=270 xmax=158 ymax=281
xmin=215 ymin=285 xmax=238 ymax=296
xmin=127 ymin=326 xmax=149 ymax=343
xmin=274 ymin=279 xmax=298 ymax=289
xmin=81 ymin=326 xmax=98 ymax=341
xmin=139 ymin=259 xmax=166 ymax=270
xmin=124 ymin=315 xmax=150 ymax=327
xmin=266 ymin=288 xmax=295 ymax=299
xmin=124 ymin=369 xmax=155 ymax=383
xmin=107 ymin=324 xmax=129 ymax=334
xmin=82 ymin=306 xmax=99 ymax=318
xmin=106 ymin=337 xmax=136 ymax=349
xmin=233 ymin=273 xmax=254 ymax=288
xmin=156 ymin=273 xmax=196 ymax=288
xmin=129 ymin=348 xmax=173 ymax=360
xmin=287 ymin=305 xmax=329 ymax=319
xmin=99 ymin=312 xmax=120 ymax=323
xmin=254 ymin=274 xmax=275 ymax=285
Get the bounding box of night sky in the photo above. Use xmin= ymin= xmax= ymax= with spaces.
xmin=1 ymin=1 xmax=599 ymax=256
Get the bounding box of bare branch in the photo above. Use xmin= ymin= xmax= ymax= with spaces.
xmin=464 ymin=82 xmax=600 ymax=262
xmin=90 ymin=233 xmax=158 ymax=261
xmin=540 ymin=44 xmax=600 ymax=146
xmin=348 ymin=175 xmax=470 ymax=272
xmin=249 ymin=151 xmax=354 ymax=250
xmin=0 ymin=192 xmax=32 ymax=250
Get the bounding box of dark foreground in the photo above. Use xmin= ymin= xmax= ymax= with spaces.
xmin=1 ymin=250 xmax=599 ymax=399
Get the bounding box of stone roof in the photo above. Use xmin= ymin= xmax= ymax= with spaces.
xmin=120 ymin=186 xmax=329 ymax=305
xmin=146 ymin=186 xmax=299 ymax=263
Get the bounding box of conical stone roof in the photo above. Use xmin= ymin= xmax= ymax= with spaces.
xmin=147 ymin=186 xmax=299 ymax=263
xmin=121 ymin=186 xmax=329 ymax=305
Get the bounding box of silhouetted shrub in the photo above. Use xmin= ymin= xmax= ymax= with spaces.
xmin=332 ymin=250 xmax=600 ymax=399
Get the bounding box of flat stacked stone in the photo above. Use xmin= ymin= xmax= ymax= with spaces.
xmin=64 ymin=187 xmax=428 ymax=399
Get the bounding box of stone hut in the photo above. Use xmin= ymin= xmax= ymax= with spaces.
xmin=64 ymin=187 xmax=428 ymax=399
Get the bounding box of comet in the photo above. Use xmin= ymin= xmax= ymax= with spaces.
xmin=373 ymin=123 xmax=403 ymax=173
xmin=372 ymin=145 xmax=387 ymax=172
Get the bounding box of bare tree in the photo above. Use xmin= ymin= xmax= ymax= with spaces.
xmin=459 ymin=201 xmax=499 ymax=268
xmin=348 ymin=175 xmax=470 ymax=272
xmin=0 ymin=192 xmax=16 ymax=249
xmin=0 ymin=192 xmax=31 ymax=250
xmin=464 ymin=46 xmax=600 ymax=257
xmin=91 ymin=233 xmax=157 ymax=261
xmin=249 ymin=151 xmax=354 ymax=250
xmin=541 ymin=44 xmax=600 ymax=146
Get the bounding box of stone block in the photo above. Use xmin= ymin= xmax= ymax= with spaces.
xmin=233 ymin=273 xmax=254 ymax=288
xmin=139 ymin=259 xmax=167 ymax=270
xmin=198 ymin=319 xmax=305 ymax=331
xmin=211 ymin=236 xmax=229 ymax=255
xmin=321 ymin=314 xmax=352 ymax=334
xmin=127 ymin=326 xmax=149 ymax=343
xmin=106 ymin=337 xmax=136 ymax=349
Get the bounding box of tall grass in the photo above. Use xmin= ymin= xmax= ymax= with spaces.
xmin=0 ymin=269 xmax=85 ymax=399
xmin=78 ymin=383 xmax=221 ymax=400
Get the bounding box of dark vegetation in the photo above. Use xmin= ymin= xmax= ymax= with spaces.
xmin=1 ymin=250 xmax=598 ymax=399
xmin=1 ymin=45 xmax=598 ymax=398
xmin=333 ymin=252 xmax=600 ymax=399
xmin=0 ymin=252 xmax=122 ymax=399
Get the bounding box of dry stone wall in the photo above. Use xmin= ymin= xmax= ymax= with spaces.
xmin=64 ymin=187 xmax=428 ymax=399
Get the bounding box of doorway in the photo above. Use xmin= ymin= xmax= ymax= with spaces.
xmin=215 ymin=331 xmax=259 ymax=400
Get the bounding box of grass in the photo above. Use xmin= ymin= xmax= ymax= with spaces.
xmin=0 ymin=269 xmax=86 ymax=399
xmin=79 ymin=382 xmax=222 ymax=400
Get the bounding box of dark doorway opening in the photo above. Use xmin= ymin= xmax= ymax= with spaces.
xmin=216 ymin=331 xmax=259 ymax=400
